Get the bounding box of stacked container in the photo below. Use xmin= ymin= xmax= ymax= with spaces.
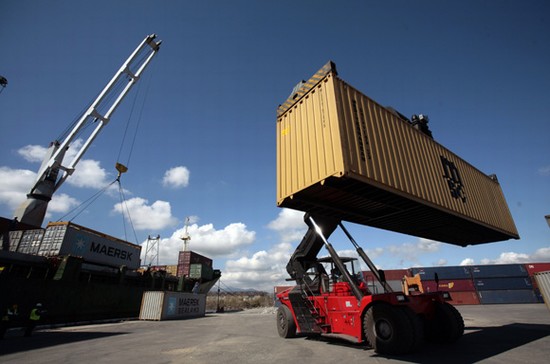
xmin=176 ymin=251 xmax=213 ymax=278
xmin=524 ymin=263 xmax=550 ymax=303
xmin=362 ymin=269 xmax=409 ymax=294
xmin=410 ymin=266 xmax=479 ymax=305
xmin=472 ymin=264 xmax=537 ymax=304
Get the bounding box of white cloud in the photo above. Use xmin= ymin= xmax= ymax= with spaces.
xmin=532 ymin=247 xmax=550 ymax=261
xmin=267 ymin=208 xmax=306 ymax=243
xmin=144 ymin=220 xmax=256 ymax=266
xmin=47 ymin=193 xmax=80 ymax=214
xmin=113 ymin=197 xmax=178 ymax=231
xmin=162 ymin=166 xmax=190 ymax=188
xmin=18 ymin=144 xmax=48 ymax=162
xmin=223 ymin=242 xmax=293 ymax=291
xmin=14 ymin=139 xmax=112 ymax=190
xmin=538 ymin=165 xmax=550 ymax=176
xmin=216 ymin=210 xmax=308 ymax=291
xmin=481 ymin=251 xmax=531 ymax=265
xmin=68 ymin=159 xmax=110 ymax=188
xmin=467 ymin=247 xmax=550 ymax=266
xmin=388 ymin=238 xmax=442 ymax=266
xmin=0 ymin=167 xmax=36 ymax=211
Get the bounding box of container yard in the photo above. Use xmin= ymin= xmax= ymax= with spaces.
xmin=1 ymin=304 xmax=549 ymax=364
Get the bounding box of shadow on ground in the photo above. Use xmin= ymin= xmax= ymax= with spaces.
xmin=305 ymin=323 xmax=550 ymax=363
xmin=0 ymin=330 xmax=127 ymax=356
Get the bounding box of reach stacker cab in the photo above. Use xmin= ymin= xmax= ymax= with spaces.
xmin=275 ymin=62 xmax=519 ymax=355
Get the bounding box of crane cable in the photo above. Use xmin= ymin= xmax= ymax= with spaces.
xmin=114 ymin=64 xmax=156 ymax=243
xmin=56 ymin=64 xmax=155 ymax=246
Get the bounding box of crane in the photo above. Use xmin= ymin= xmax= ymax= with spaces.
xmin=14 ymin=34 xmax=162 ymax=227
xmin=180 ymin=217 xmax=191 ymax=251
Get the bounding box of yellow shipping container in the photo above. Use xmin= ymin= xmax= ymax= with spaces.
xmin=276 ymin=62 xmax=519 ymax=246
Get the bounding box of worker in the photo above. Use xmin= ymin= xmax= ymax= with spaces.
xmin=1 ymin=303 xmax=19 ymax=339
xmin=192 ymin=281 xmax=200 ymax=294
xmin=25 ymin=303 xmax=46 ymax=337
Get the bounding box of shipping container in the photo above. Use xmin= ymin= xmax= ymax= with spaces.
xmin=274 ymin=286 xmax=295 ymax=296
xmin=525 ymin=263 xmax=550 ymax=276
xmin=189 ymin=263 xmax=214 ymax=280
xmin=477 ymin=289 xmax=538 ymax=304
xmin=471 ymin=264 xmax=528 ymax=278
xmin=139 ymin=291 xmax=206 ymax=320
xmin=177 ymin=251 xmax=213 ymax=277
xmin=362 ymin=269 xmax=409 ymax=281
xmin=422 ymin=279 xmax=476 ymax=292
xmin=474 ymin=277 xmax=533 ymax=291
xmin=276 ymin=61 xmax=519 ymax=246
xmin=365 ymin=279 xmax=403 ymax=294
xmin=410 ymin=266 xmax=472 ymax=280
xmin=8 ymin=228 xmax=44 ymax=254
xmin=533 ymin=271 xmax=550 ymax=312
xmin=46 ymin=222 xmax=141 ymax=270
xmin=448 ymin=291 xmax=480 ymax=305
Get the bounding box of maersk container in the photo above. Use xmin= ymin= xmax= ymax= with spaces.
xmin=471 ymin=264 xmax=528 ymax=278
xmin=410 ymin=266 xmax=472 ymax=280
xmin=39 ymin=221 xmax=142 ymax=270
xmin=276 ymin=61 xmax=519 ymax=246
xmin=474 ymin=277 xmax=533 ymax=291
xmin=139 ymin=291 xmax=206 ymax=320
xmin=477 ymin=289 xmax=538 ymax=304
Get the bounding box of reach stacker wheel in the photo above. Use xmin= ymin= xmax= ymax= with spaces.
xmin=425 ymin=301 xmax=464 ymax=343
xmin=277 ymin=305 xmax=297 ymax=338
xmin=364 ymin=304 xmax=418 ymax=355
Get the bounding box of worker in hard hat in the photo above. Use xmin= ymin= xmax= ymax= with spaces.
xmin=1 ymin=303 xmax=19 ymax=339
xmin=24 ymin=303 xmax=46 ymax=337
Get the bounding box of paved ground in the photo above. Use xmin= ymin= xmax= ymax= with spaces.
xmin=1 ymin=304 xmax=549 ymax=363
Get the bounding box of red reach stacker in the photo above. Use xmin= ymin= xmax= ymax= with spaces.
xmin=274 ymin=62 xmax=519 ymax=354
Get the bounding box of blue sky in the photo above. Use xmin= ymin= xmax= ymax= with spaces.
xmin=1 ymin=1 xmax=549 ymax=291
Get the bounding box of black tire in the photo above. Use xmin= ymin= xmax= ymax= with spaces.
xmin=277 ymin=305 xmax=297 ymax=338
xmin=425 ymin=302 xmax=464 ymax=343
xmin=363 ymin=304 xmax=417 ymax=355
xmin=400 ymin=306 xmax=424 ymax=352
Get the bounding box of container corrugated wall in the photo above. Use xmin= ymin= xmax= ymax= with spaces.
xmin=410 ymin=266 xmax=472 ymax=280
xmin=423 ymin=279 xmax=476 ymax=292
xmin=276 ymin=62 xmax=519 ymax=246
xmin=534 ymin=271 xmax=550 ymax=312
xmin=477 ymin=290 xmax=538 ymax=304
xmin=471 ymin=264 xmax=528 ymax=278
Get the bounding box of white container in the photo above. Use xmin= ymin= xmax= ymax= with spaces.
xmin=139 ymin=291 xmax=206 ymax=320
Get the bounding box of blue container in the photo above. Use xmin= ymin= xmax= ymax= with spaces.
xmin=471 ymin=264 xmax=528 ymax=278
xmin=410 ymin=266 xmax=472 ymax=280
xmin=477 ymin=289 xmax=538 ymax=304
xmin=474 ymin=277 xmax=533 ymax=291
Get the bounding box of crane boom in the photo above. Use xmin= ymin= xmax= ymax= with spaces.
xmin=14 ymin=34 xmax=162 ymax=227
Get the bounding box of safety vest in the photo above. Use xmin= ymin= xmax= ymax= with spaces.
xmin=30 ymin=308 xmax=41 ymax=321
